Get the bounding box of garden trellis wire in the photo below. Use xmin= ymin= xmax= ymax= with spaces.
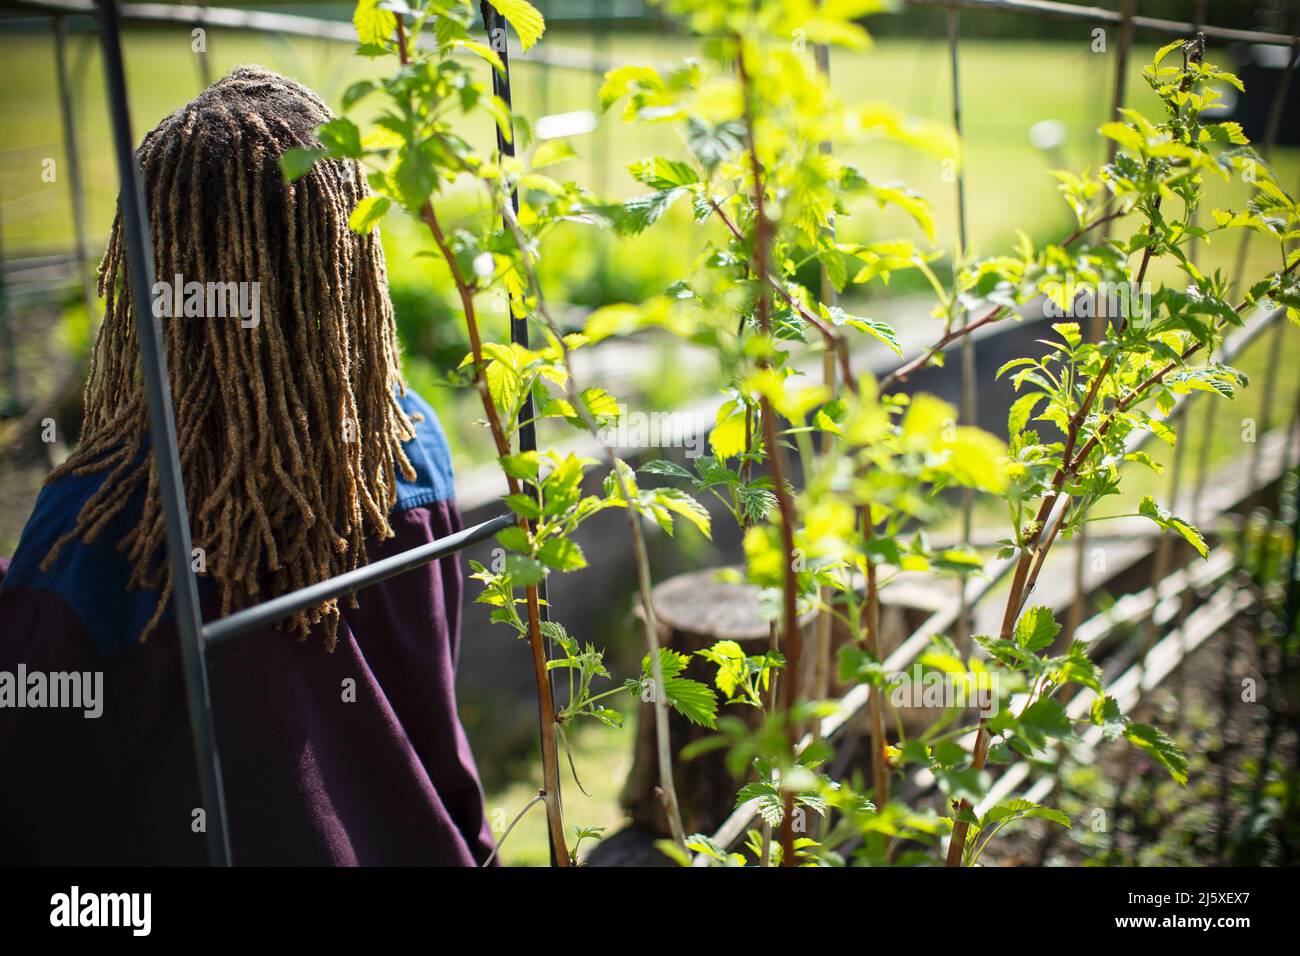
xmin=3 ymin=0 xmax=1297 ymax=868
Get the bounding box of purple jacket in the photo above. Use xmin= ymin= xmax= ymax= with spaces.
xmin=0 ymin=390 xmax=496 ymax=865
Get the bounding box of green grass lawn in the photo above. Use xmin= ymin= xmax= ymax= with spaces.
xmin=483 ymin=718 xmax=633 ymax=867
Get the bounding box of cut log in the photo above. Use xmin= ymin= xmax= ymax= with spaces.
xmin=622 ymin=566 xmax=964 ymax=837
xmin=621 ymin=568 xmax=814 ymax=836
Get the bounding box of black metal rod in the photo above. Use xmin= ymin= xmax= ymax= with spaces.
xmin=480 ymin=1 xmax=533 ymax=452
xmin=480 ymin=1 xmax=562 ymax=865
xmin=94 ymin=0 xmax=231 ymax=865
xmin=203 ymin=512 xmax=515 ymax=645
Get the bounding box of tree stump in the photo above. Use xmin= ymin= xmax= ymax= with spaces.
xmin=622 ymin=568 xmax=814 ymax=836
xmin=621 ymin=567 xmax=963 ymax=838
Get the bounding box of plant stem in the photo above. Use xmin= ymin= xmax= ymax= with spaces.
xmin=482 ymin=791 xmax=545 ymax=867
xmin=879 ymin=206 xmax=1127 ymax=391
xmin=485 ymin=181 xmax=691 ymax=854
xmin=943 ymin=223 xmax=1293 ymax=865
xmin=420 ymin=200 xmax=570 ymax=867
xmin=945 ymin=210 xmax=1168 ymax=866
xmin=860 ymin=512 xmax=890 ymax=806
xmin=734 ymin=36 xmax=805 ymax=868
xmin=389 ymin=12 xmax=576 ymax=864
xmin=710 ymin=199 xmax=858 ymax=396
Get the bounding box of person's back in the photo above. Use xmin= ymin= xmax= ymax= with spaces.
xmin=0 ymin=67 xmax=494 ymax=865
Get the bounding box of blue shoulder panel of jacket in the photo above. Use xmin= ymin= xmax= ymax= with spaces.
xmin=0 ymin=389 xmax=455 ymax=658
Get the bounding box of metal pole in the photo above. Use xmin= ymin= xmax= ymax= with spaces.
xmin=812 ymin=36 xmax=835 ymax=711
xmin=480 ymin=0 xmax=562 ymax=866
xmin=538 ymin=0 xmax=551 ymax=116
xmin=204 ymin=513 xmax=515 ymax=644
xmin=1189 ymin=1 xmax=1219 ymax=530
xmin=94 ymin=0 xmax=231 ymax=866
xmin=1236 ymin=32 xmax=1298 ymax=504
xmin=1100 ymin=0 xmax=1135 ymax=203
xmin=194 ymin=3 xmax=213 ymax=87
xmin=1070 ymin=0 xmax=1131 ymax=636
xmin=0 ymin=210 xmax=19 ymax=418
xmin=53 ymin=14 xmax=100 ymax=335
xmin=591 ymin=0 xmax=609 ymax=197
xmin=947 ymin=6 xmax=977 ymax=648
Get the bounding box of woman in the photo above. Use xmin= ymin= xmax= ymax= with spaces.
xmin=0 ymin=66 xmax=495 ymax=865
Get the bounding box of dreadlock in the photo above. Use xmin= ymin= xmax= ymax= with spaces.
xmin=43 ymin=66 xmax=417 ymax=649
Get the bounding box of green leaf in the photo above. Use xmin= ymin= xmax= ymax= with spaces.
xmin=504 ymin=553 xmax=545 ymax=587
xmin=863 ymin=182 xmax=935 ymax=242
xmin=664 ymin=676 xmax=718 ymax=729
xmin=996 ymin=357 xmax=1037 ymax=381
xmin=639 ymin=459 xmax=693 ymax=480
xmin=640 ymin=650 xmax=717 ymax=728
xmin=348 ymin=194 xmax=391 ymax=235
xmin=495 ymin=526 xmax=530 ymax=552
xmin=1015 ymin=606 xmax=1060 ymax=652
xmin=941 ymin=426 xmax=1009 ymax=494
xmin=538 ymin=536 xmax=587 ymax=572
xmin=686 ymin=118 xmax=746 ymax=170
xmin=612 ymin=189 xmax=685 ymax=236
xmin=318 ymin=117 xmax=364 ymax=158
xmin=504 ymin=493 xmax=542 ymax=520
xmin=532 ymin=138 xmax=576 ymax=170
xmin=1090 ymin=695 xmax=1127 ymax=740
xmin=353 ymin=0 xmax=396 ymax=50
xmin=280 ymin=147 xmax=328 ymax=183
xmin=654 ymin=839 xmax=692 ymax=867
xmin=628 ymin=157 xmax=699 ymax=190
xmin=649 ymin=487 xmax=712 ymax=539
xmin=1152 ymin=39 xmax=1184 ymax=68
xmin=598 ymin=64 xmax=664 ymax=113
xmin=1126 ymin=722 xmax=1188 ymax=784
xmin=736 ymin=484 xmax=776 ymax=525
xmin=822 ymin=305 xmax=902 ymax=356
xmin=486 ymin=0 xmax=547 ymax=53
xmin=839 ymin=644 xmax=886 ymax=686
xmin=452 ymin=38 xmax=505 ymax=74
xmin=1008 ymin=392 xmax=1046 ymax=437
xmin=710 ymin=408 xmax=748 ymax=458
xmin=1099 ymin=120 xmax=1145 ymax=156
xmin=578 ymin=386 xmax=620 ymax=421
xmin=1019 ymin=697 xmax=1071 ymax=739
xmin=341 ymin=79 xmax=376 ymax=112
xmin=1138 ymin=496 xmax=1209 ymax=558
xmin=983 ymin=798 xmax=1071 ymax=829
xmin=392 ymin=142 xmax=440 ymax=209
xmin=499 ymin=451 xmax=541 ymax=481
xmin=643 ymin=647 xmax=689 ymax=681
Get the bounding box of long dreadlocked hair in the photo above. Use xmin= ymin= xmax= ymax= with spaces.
xmin=43 ymin=66 xmax=417 ymax=649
